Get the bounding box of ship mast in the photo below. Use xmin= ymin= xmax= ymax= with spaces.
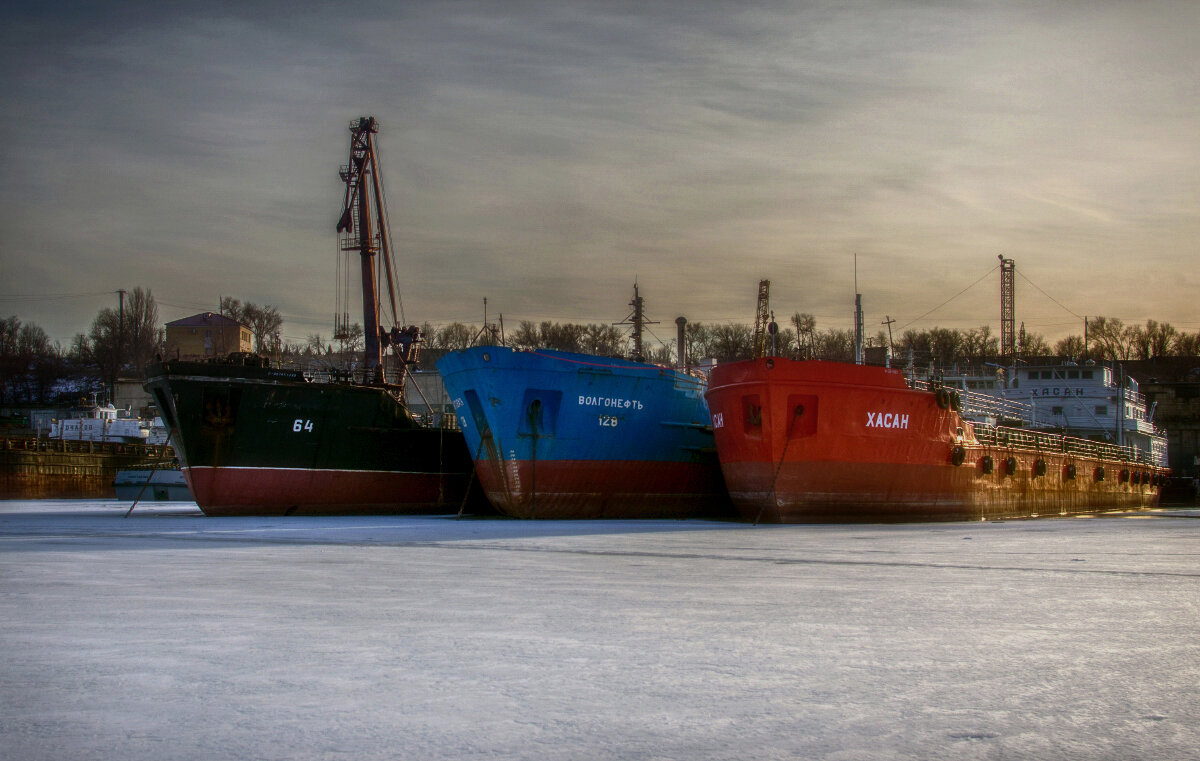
xmin=616 ymin=282 xmax=657 ymax=363
xmin=336 ymin=117 xmax=403 ymax=384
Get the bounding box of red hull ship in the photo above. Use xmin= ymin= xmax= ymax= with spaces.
xmin=706 ymin=358 xmax=1169 ymax=522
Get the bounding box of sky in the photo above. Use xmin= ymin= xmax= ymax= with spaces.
xmin=1 ymin=0 xmax=1197 ymax=349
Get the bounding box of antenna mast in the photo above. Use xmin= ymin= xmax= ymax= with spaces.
xmin=853 ymin=254 xmax=863 ymax=365
xmin=999 ymin=255 xmax=1015 ymax=365
xmin=616 ymin=282 xmax=657 ymax=362
xmin=752 ymin=280 xmax=770 ymax=359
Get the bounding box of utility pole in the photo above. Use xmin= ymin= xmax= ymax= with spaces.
xmin=882 ymin=315 xmax=896 ymax=367
xmin=115 ymin=289 xmax=126 ymax=404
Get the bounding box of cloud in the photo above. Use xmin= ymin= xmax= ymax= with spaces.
xmin=1 ymin=0 xmax=1198 ymax=347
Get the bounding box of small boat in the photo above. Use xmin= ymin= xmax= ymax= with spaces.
xmin=114 ymin=468 xmax=192 ymax=501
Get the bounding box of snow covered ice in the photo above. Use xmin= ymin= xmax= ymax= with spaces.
xmin=2 ymin=500 xmax=1199 ymax=760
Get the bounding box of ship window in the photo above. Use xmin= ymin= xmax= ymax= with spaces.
xmin=1095 ymin=405 xmax=1107 ymax=415
xmin=1068 ymin=370 xmax=1079 ymax=379
xmin=1052 ymin=406 xmax=1063 ymax=415
xmin=1028 ymin=372 xmax=1037 ymax=381
xmin=1082 ymin=370 xmax=1093 ymax=379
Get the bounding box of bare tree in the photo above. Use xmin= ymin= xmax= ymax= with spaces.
xmin=124 ymin=287 xmax=162 ymax=371
xmin=221 ymin=297 xmax=282 ymax=353
xmin=790 ymin=312 xmax=816 ymax=358
xmin=708 ymin=323 xmax=754 ymax=362
xmin=1054 ymin=334 xmax=1086 ymax=358
xmin=435 ymin=322 xmax=474 ymax=351
xmin=508 ymin=321 xmax=541 ymax=351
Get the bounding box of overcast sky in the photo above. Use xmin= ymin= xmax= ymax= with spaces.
xmin=1 ymin=0 xmax=1197 ymax=349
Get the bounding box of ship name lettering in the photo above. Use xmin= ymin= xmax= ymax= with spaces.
xmin=578 ymin=395 xmax=643 ymax=410
xmin=292 ymin=419 xmax=314 ymax=433
xmin=866 ymin=412 xmax=908 ymax=429
xmin=712 ymin=412 xmax=724 ymax=429
xmin=1037 ymin=387 xmax=1084 ymax=397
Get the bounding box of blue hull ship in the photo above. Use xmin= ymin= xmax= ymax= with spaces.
xmin=436 ymin=346 xmax=733 ymax=519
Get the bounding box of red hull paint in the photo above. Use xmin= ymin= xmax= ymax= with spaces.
xmin=707 ymin=358 xmax=1168 ymax=522
xmin=184 ymin=466 xmax=469 ymax=516
xmin=473 ymin=459 xmax=731 ymax=519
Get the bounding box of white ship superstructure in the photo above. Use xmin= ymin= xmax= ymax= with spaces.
xmin=934 ymin=361 xmax=1167 ymax=467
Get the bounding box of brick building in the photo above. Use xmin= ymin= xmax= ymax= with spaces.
xmin=164 ymin=313 xmax=252 ymax=360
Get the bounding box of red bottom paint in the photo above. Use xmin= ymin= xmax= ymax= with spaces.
xmin=724 ymin=452 xmax=1164 ymax=523
xmin=474 ymin=459 xmax=734 ymax=519
xmin=184 ymin=466 xmax=470 ymax=516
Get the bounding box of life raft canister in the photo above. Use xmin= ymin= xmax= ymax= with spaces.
xmin=1064 ymin=463 xmax=1077 ymax=480
xmin=980 ymin=455 xmax=994 ymax=474
xmin=935 ymin=388 xmax=951 ymax=409
xmin=1033 ymin=458 xmax=1047 ymax=477
xmin=950 ymin=390 xmax=963 ymax=413
xmin=951 ymin=445 xmax=966 ymax=466
xmin=1094 ymin=466 xmax=1106 ymax=482
xmin=1004 ymin=456 xmax=1018 ymax=476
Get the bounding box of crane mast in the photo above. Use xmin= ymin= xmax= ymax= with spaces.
xmin=336 ymin=116 xmax=405 ymax=384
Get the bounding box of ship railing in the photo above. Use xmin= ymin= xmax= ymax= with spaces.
xmin=910 ymin=379 xmax=1034 ymax=425
xmin=2 ymin=436 xmax=175 ymax=460
xmin=1125 ymin=388 xmax=1147 ymax=408
xmin=971 ymin=425 xmax=1157 ymax=465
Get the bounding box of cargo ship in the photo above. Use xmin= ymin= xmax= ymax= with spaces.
xmin=143 ymin=117 xmax=475 ymax=516
xmin=436 ymin=295 xmax=732 ymax=519
xmin=143 ymin=358 xmax=473 ymax=515
xmin=706 ymin=357 xmax=1170 ymax=522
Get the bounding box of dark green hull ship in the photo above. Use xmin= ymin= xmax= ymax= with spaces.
xmin=145 ymin=359 xmax=476 ymax=516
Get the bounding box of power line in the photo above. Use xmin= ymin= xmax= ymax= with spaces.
xmin=1016 ymin=269 xmax=1085 ymax=321
xmin=0 ymin=290 xmax=115 ymax=302
xmin=900 ymin=264 xmax=1000 ymax=330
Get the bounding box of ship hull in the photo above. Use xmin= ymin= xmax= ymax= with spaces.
xmin=144 ymin=360 xmax=476 ymax=516
xmin=707 ymin=358 xmax=1169 ymax=523
xmin=436 ymin=347 xmax=733 ymax=519
xmin=2 ymin=438 xmax=173 ymax=499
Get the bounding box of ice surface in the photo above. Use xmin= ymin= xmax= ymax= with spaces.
xmin=2 ymin=500 xmax=1199 ymax=760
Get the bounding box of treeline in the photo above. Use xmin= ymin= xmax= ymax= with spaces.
xmin=6 ymin=296 xmax=1197 ymax=407
xmin=0 ymin=287 xmax=162 ymax=405
xmin=397 ymin=314 xmax=1200 ymax=369
xmin=0 ymin=288 xmax=288 ymax=405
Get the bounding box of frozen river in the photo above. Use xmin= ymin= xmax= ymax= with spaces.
xmin=2 ymin=500 xmax=1199 ymax=760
